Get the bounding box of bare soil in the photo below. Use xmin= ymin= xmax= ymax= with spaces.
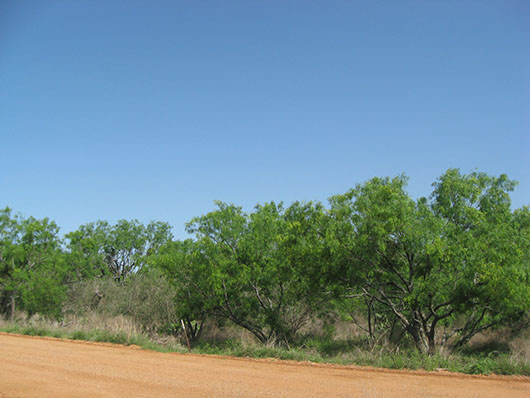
xmin=0 ymin=333 xmax=528 ymax=397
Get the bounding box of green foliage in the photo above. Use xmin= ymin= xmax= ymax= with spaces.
xmin=66 ymin=219 xmax=173 ymax=281
xmin=326 ymin=169 xmax=529 ymax=353
xmin=20 ymin=266 xmax=68 ymax=317
xmin=0 ymin=208 xmax=69 ymax=317
xmin=1 ymin=167 xmax=527 ymax=363
xmin=153 ymin=200 xmax=329 ymax=346
xmin=149 ymin=238 xmax=207 ymax=340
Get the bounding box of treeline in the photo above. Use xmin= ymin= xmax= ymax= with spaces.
xmin=1 ymin=169 xmax=528 ymax=354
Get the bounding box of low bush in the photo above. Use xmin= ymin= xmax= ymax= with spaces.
xmin=64 ymin=272 xmax=177 ymax=333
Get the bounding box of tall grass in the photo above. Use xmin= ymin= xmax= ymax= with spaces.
xmin=0 ymin=311 xmax=186 ymax=353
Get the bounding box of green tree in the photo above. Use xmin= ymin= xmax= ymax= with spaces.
xmin=0 ymin=208 xmax=67 ymax=318
xmin=66 ymin=219 xmax=173 ymax=281
xmin=155 ymin=201 xmax=328 ymax=346
xmin=150 ymin=239 xmax=208 ymax=342
xmin=327 ymin=170 xmax=529 ymax=353
xmin=430 ymin=170 xmax=529 ymax=348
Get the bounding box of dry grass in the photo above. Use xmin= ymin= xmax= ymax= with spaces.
xmin=509 ymin=331 xmax=530 ymax=365
xmin=1 ymin=310 xmax=142 ymax=339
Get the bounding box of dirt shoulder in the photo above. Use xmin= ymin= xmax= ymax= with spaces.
xmin=1 ymin=333 xmax=528 ymax=397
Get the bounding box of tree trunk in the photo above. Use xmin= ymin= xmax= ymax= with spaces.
xmin=409 ymin=317 xmax=430 ymax=354
xmin=427 ymin=323 xmax=437 ymax=355
xmin=10 ymin=294 xmax=15 ymax=320
xmin=184 ymin=318 xmax=204 ymax=343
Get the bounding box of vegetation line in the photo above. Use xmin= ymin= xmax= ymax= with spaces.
xmin=1 ymin=318 xmax=528 ymax=376
xmin=1 ymin=169 xmax=528 ymax=376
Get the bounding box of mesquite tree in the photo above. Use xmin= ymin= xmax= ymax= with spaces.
xmin=66 ymin=219 xmax=173 ymax=281
xmin=327 ymin=170 xmax=529 ymax=354
xmin=0 ymin=208 xmax=67 ymax=317
xmin=154 ymin=201 xmax=328 ymax=346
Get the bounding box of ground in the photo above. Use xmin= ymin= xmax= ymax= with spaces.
xmin=0 ymin=333 xmax=528 ymax=397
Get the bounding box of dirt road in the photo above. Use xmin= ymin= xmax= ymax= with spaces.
xmin=0 ymin=333 xmax=528 ymax=398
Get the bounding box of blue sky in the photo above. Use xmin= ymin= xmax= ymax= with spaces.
xmin=1 ymin=1 xmax=529 ymax=239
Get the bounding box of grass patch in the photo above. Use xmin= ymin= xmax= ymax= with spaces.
xmin=190 ymin=336 xmax=529 ymax=375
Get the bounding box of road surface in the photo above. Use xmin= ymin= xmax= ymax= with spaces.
xmin=0 ymin=333 xmax=528 ymax=397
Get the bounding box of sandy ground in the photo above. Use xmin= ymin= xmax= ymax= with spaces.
xmin=0 ymin=333 xmax=528 ymax=398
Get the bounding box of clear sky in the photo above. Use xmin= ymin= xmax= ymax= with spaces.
xmin=1 ymin=1 xmax=529 ymax=239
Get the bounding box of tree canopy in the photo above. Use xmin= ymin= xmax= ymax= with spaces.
xmin=0 ymin=208 xmax=67 ymax=317
xmin=153 ymin=201 xmax=329 ymax=346
xmin=326 ymin=170 xmax=529 ymax=353
xmin=66 ymin=219 xmax=173 ymax=281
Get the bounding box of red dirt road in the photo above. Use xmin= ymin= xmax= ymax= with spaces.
xmin=0 ymin=333 xmax=528 ymax=398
